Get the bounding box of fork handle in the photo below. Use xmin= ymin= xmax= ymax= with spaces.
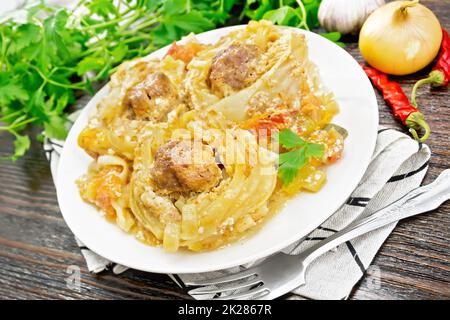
xmin=298 ymin=169 xmax=450 ymax=267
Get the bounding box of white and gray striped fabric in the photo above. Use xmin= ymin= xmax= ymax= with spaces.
xmin=44 ymin=124 xmax=431 ymax=300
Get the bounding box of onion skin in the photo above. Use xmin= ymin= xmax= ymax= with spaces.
xmin=359 ymin=0 xmax=442 ymax=75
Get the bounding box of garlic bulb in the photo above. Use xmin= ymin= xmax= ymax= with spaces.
xmin=318 ymin=0 xmax=386 ymax=34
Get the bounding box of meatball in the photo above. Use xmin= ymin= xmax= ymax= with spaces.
xmin=151 ymin=140 xmax=222 ymax=193
xmin=208 ymin=43 xmax=261 ymax=97
xmin=126 ymin=72 xmax=179 ymax=121
xmin=151 ymin=141 xmax=183 ymax=192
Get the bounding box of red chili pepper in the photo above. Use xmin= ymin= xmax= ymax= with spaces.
xmin=411 ymin=28 xmax=449 ymax=107
xmin=361 ymin=64 xmax=430 ymax=142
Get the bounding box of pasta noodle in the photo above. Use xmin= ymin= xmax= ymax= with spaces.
xmin=76 ymin=21 xmax=345 ymax=252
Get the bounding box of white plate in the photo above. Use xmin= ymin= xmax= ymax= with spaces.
xmin=56 ymin=26 xmax=378 ymax=274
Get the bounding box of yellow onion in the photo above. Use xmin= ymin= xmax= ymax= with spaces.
xmin=359 ymin=0 xmax=442 ymax=75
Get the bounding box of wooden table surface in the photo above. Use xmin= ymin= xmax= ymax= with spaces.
xmin=0 ymin=0 xmax=449 ymax=300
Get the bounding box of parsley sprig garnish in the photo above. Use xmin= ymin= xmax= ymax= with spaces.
xmin=277 ymin=129 xmax=324 ymax=185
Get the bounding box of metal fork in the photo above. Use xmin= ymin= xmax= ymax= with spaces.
xmin=186 ymin=169 xmax=450 ymax=300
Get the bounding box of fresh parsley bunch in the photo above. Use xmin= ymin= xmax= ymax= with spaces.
xmin=0 ymin=0 xmax=340 ymax=160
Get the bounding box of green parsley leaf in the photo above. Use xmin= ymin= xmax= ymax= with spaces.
xmin=111 ymin=44 xmax=129 ymax=64
xmin=302 ymin=0 xmax=321 ymax=29
xmin=76 ymin=56 xmax=106 ymax=75
xmin=87 ymin=0 xmax=119 ymax=18
xmin=164 ymin=12 xmax=215 ymax=34
xmin=263 ymin=6 xmax=296 ymax=26
xmin=243 ymin=0 xmax=274 ymax=20
xmin=26 ymin=89 xmax=46 ymax=121
xmin=321 ymin=32 xmax=341 ymax=42
xmin=44 ymin=114 xmax=68 ymax=140
xmin=11 ymin=133 xmax=31 ymax=161
xmin=278 ymin=128 xmax=305 ymax=149
xmin=0 ymin=82 xmax=29 ymax=106
xmin=277 ymin=129 xmax=325 ymax=185
xmin=8 ymin=24 xmax=42 ymax=54
xmin=320 ymin=32 xmax=346 ymax=48
xmin=162 ymin=0 xmax=190 ymax=15
xmin=143 ymin=0 xmax=164 ymax=12
xmin=0 ymin=72 xmax=30 ymax=106
xmin=279 ymin=148 xmax=307 ymax=185
xmin=305 ymin=142 xmax=325 ymax=158
xmin=55 ymin=92 xmax=71 ymax=114
xmin=43 ymin=10 xmax=82 ymax=64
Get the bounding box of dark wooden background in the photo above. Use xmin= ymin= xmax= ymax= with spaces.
xmin=0 ymin=0 xmax=448 ymax=300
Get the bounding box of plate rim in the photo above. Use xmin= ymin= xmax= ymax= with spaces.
xmin=56 ymin=25 xmax=379 ymax=274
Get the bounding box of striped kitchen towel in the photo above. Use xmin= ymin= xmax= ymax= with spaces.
xmin=44 ymin=126 xmax=431 ymax=300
